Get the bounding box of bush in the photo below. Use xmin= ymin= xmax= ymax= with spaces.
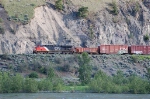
xmin=0 ymin=18 xmax=2 ymax=23
xmin=55 ymin=0 xmax=63 ymax=11
xmin=10 ymin=28 xmax=15 ymax=34
xmin=0 ymin=26 xmax=4 ymax=34
xmin=77 ymin=7 xmax=89 ymax=18
xmin=55 ymin=57 xmax=63 ymax=64
xmin=63 ymin=62 xmax=70 ymax=72
xmin=110 ymin=0 xmax=119 ymax=15
xmin=143 ymin=34 xmax=149 ymax=42
xmin=24 ymin=78 xmax=38 ymax=93
xmin=52 ymin=78 xmax=64 ymax=92
xmin=78 ymin=52 xmax=92 ymax=85
xmin=0 ymin=53 xmax=11 ymax=60
xmin=47 ymin=67 xmax=55 ymax=80
xmin=28 ymin=72 xmax=38 ymax=78
xmin=89 ymin=70 xmax=150 ymax=93
xmin=38 ymin=79 xmax=53 ymax=91
xmin=133 ymin=2 xmax=140 ymax=15
xmin=30 ymin=3 xmax=35 ymax=6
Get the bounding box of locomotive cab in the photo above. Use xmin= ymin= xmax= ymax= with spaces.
xmin=33 ymin=45 xmax=49 ymax=54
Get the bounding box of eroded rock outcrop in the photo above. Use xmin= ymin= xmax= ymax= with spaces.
xmin=0 ymin=0 xmax=150 ymax=54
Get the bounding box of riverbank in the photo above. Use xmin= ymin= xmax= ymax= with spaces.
xmin=0 ymin=54 xmax=150 ymax=93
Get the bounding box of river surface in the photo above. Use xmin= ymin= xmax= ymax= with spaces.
xmin=0 ymin=93 xmax=150 ymax=99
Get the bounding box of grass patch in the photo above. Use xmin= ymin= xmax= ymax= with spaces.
xmin=1 ymin=0 xmax=46 ymax=24
xmin=131 ymin=55 xmax=150 ymax=62
xmin=71 ymin=0 xmax=107 ymax=12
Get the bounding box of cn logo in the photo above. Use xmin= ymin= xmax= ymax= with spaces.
xmin=54 ymin=47 xmax=60 ymax=50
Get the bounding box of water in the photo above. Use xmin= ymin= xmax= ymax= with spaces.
xmin=0 ymin=93 xmax=150 ymax=99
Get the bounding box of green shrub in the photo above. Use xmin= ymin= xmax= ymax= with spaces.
xmin=30 ymin=4 xmax=35 ymax=6
xmin=55 ymin=57 xmax=63 ymax=64
xmin=110 ymin=0 xmax=119 ymax=15
xmin=47 ymin=67 xmax=55 ymax=80
xmin=147 ymin=68 xmax=150 ymax=80
xmin=38 ymin=79 xmax=53 ymax=91
xmin=133 ymin=2 xmax=140 ymax=15
xmin=89 ymin=26 xmax=94 ymax=39
xmin=0 ymin=18 xmax=2 ymax=23
xmin=0 ymin=26 xmax=4 ymax=34
xmin=28 ymin=72 xmax=38 ymax=78
xmin=24 ymin=78 xmax=38 ymax=93
xmin=0 ymin=53 xmax=11 ymax=60
xmin=63 ymin=62 xmax=70 ymax=72
xmin=10 ymin=28 xmax=15 ymax=34
xmin=77 ymin=6 xmax=89 ymax=18
xmin=78 ymin=52 xmax=92 ymax=85
xmin=55 ymin=0 xmax=63 ymax=11
xmin=52 ymin=78 xmax=64 ymax=92
xmin=143 ymin=34 xmax=149 ymax=42
xmin=89 ymin=70 xmax=150 ymax=93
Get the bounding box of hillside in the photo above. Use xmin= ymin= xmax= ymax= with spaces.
xmin=0 ymin=0 xmax=149 ymax=54
xmin=0 ymin=54 xmax=149 ymax=83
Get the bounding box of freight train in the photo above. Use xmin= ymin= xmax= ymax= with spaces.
xmin=33 ymin=44 xmax=150 ymax=55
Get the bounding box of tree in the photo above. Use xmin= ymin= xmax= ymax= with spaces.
xmin=11 ymin=74 xmax=23 ymax=92
xmin=77 ymin=7 xmax=88 ymax=18
xmin=113 ymin=70 xmax=128 ymax=85
xmin=128 ymin=75 xmax=148 ymax=94
xmin=38 ymin=79 xmax=53 ymax=91
xmin=78 ymin=52 xmax=92 ymax=85
xmin=55 ymin=0 xmax=63 ymax=11
xmin=24 ymin=78 xmax=38 ymax=93
xmin=47 ymin=67 xmax=55 ymax=80
xmin=2 ymin=72 xmax=12 ymax=93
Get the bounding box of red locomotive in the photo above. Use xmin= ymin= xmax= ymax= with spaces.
xmin=33 ymin=44 xmax=150 ymax=55
xmin=33 ymin=45 xmax=73 ymax=54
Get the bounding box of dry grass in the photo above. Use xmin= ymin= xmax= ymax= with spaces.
xmin=70 ymin=0 xmax=117 ymax=12
xmin=0 ymin=0 xmax=140 ymax=22
xmin=70 ymin=0 xmax=140 ymax=12
xmin=1 ymin=0 xmax=46 ymax=23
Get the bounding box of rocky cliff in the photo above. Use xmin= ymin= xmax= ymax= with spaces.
xmin=0 ymin=0 xmax=150 ymax=54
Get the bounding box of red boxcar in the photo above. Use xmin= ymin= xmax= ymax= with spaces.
xmin=74 ymin=47 xmax=84 ymax=53
xmin=128 ymin=45 xmax=150 ymax=54
xmin=99 ymin=45 xmax=128 ymax=54
xmin=74 ymin=47 xmax=98 ymax=54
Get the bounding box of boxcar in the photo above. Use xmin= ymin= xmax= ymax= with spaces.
xmin=74 ymin=47 xmax=98 ymax=54
xmin=99 ymin=45 xmax=128 ymax=54
xmin=73 ymin=47 xmax=84 ymax=53
xmin=128 ymin=45 xmax=150 ymax=54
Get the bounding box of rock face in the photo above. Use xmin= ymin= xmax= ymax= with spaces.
xmin=0 ymin=0 xmax=150 ymax=54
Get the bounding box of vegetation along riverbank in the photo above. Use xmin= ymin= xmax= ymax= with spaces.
xmin=0 ymin=53 xmax=150 ymax=93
